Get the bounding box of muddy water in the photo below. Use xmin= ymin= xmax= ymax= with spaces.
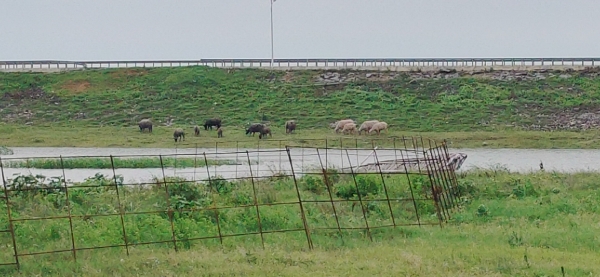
xmin=2 ymin=147 xmax=599 ymax=184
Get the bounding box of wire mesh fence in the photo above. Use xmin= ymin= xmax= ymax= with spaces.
xmin=0 ymin=136 xmax=464 ymax=270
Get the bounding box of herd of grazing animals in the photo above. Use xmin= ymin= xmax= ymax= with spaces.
xmin=137 ymin=117 xmax=389 ymax=143
xmin=331 ymin=119 xmax=389 ymax=135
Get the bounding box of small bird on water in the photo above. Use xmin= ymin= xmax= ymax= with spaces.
xmin=539 ymin=160 xmax=544 ymax=171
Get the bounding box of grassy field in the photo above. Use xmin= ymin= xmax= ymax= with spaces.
xmin=2 ymin=123 xmax=600 ymax=149
xmin=0 ymin=169 xmax=599 ymax=276
xmin=2 ymin=66 xmax=600 ymax=149
xmin=1 ymin=156 xmax=236 ymax=169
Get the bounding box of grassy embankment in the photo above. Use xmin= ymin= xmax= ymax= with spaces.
xmin=0 ymin=169 xmax=599 ymax=276
xmin=2 ymin=66 xmax=600 ymax=149
xmin=1 ymin=157 xmax=236 ymax=169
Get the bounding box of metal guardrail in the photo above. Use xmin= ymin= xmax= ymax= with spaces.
xmin=1 ymin=58 xmax=599 ymax=71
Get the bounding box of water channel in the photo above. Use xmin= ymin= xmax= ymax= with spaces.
xmin=1 ymin=147 xmax=599 ymax=184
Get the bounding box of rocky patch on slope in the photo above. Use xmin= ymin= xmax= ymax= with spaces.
xmin=313 ymin=67 xmax=600 ymax=84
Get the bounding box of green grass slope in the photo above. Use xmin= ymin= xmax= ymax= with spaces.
xmin=2 ymin=66 xmax=600 ymax=132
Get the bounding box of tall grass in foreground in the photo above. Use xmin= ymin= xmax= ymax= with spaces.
xmin=0 ymin=169 xmax=599 ymax=276
xmin=1 ymin=157 xmax=236 ymax=169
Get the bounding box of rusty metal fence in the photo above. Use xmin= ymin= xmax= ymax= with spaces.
xmin=0 ymin=136 xmax=461 ymax=270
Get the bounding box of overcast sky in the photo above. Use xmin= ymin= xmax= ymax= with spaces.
xmin=1 ymin=0 xmax=599 ymax=60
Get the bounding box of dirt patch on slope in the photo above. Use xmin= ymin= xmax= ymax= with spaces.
xmin=1 ymin=87 xmax=57 ymax=101
xmin=0 ymin=87 xmax=61 ymax=123
xmin=110 ymin=69 xmax=147 ymax=78
xmin=60 ymin=80 xmax=91 ymax=94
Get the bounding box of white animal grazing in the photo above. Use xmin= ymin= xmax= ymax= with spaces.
xmin=341 ymin=123 xmax=357 ymax=135
xmin=334 ymin=119 xmax=355 ymax=133
xmin=358 ymin=120 xmax=379 ymax=135
xmin=368 ymin=122 xmax=388 ymax=135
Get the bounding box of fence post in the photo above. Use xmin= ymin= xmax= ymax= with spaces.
xmin=429 ymin=140 xmax=459 ymax=218
xmin=418 ymin=139 xmax=444 ymax=227
xmin=59 ymin=156 xmax=78 ymax=261
xmin=315 ymin=148 xmax=344 ymax=240
xmin=245 ymin=151 xmax=265 ymax=248
xmin=285 ymin=147 xmax=313 ymax=250
xmin=158 ymin=155 xmax=179 ymax=252
xmin=399 ymin=138 xmax=422 ymax=226
xmin=339 ymin=137 xmax=343 ymax=170
xmin=343 ymin=150 xmax=373 ymax=242
xmin=110 ymin=155 xmax=130 ymax=256
xmin=279 ymin=140 xmax=282 ymax=172
xmin=257 ymin=139 xmax=260 ymax=178
xmin=371 ymin=149 xmax=396 ymax=227
xmin=355 ymin=138 xmax=359 ymax=169
xmin=174 ymin=144 xmax=178 ymax=176
xmin=0 ymin=157 xmax=20 ymax=269
xmin=325 ymin=139 xmax=328 ymax=169
xmin=214 ymin=142 xmax=218 ymax=177
xmin=422 ymin=138 xmax=453 ymax=222
xmin=236 ymin=141 xmax=239 ymax=179
xmin=202 ymin=152 xmax=224 ymax=245
xmin=441 ymin=141 xmax=462 ymax=211
xmin=193 ymin=143 xmax=199 ymax=183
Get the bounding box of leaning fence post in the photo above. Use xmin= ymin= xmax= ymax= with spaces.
xmin=371 ymin=149 xmax=397 ymax=227
xmin=110 ymin=155 xmax=130 ymax=256
xmin=355 ymin=138 xmax=359 ymax=169
xmin=193 ymin=144 xmax=199 ymax=183
xmin=419 ymin=139 xmax=444 ymax=227
xmin=202 ymin=152 xmax=224 ymax=245
xmin=159 ymin=155 xmax=179 ymax=252
xmin=0 ymin=157 xmax=20 ymax=269
xmin=214 ymin=141 xmax=218 ymax=177
xmin=236 ymin=141 xmax=239 ymax=179
xmin=325 ymin=139 xmax=328 ymax=169
xmin=430 ymin=142 xmax=456 ymax=217
xmin=441 ymin=141 xmax=462 ymax=214
xmin=59 ymin=156 xmax=78 ymax=261
xmin=279 ymin=140 xmax=282 ymax=172
xmin=422 ymin=137 xmax=451 ymax=223
xmin=256 ymin=139 xmax=261 ymax=178
xmin=285 ymin=147 xmax=313 ymax=250
xmin=343 ymin=150 xmax=373 ymax=242
xmin=245 ymin=151 xmax=265 ymax=248
xmin=316 ymin=148 xmax=344 ymax=240
xmin=339 ymin=137 xmax=343 ymax=170
xmin=399 ymin=139 xmax=422 ymax=226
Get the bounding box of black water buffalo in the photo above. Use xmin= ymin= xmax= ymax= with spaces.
xmin=245 ymin=123 xmax=265 ymax=136
xmin=204 ymin=118 xmax=222 ymax=130
xmin=138 ymin=119 xmax=153 ymax=133
xmin=173 ymin=128 xmax=185 ymax=142
xmin=259 ymin=127 xmax=272 ymax=139
xmin=285 ymin=120 xmax=297 ymax=134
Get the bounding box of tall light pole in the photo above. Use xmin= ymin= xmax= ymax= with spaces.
xmin=270 ymin=0 xmax=275 ymax=70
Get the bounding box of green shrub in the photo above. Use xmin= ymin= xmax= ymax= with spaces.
xmin=301 ymin=176 xmax=325 ymax=194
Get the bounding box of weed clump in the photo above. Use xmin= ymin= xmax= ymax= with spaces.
xmin=0 ymin=146 xmax=13 ymax=155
